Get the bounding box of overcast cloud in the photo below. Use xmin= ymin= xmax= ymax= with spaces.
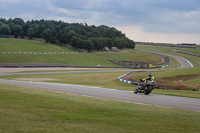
xmin=1 ymin=0 xmax=200 ymax=44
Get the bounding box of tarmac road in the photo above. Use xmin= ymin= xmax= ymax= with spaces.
xmin=0 ymin=79 xmax=200 ymax=111
xmin=136 ymin=49 xmax=193 ymax=69
xmin=157 ymin=52 xmax=193 ymax=68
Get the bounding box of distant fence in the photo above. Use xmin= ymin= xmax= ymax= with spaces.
xmin=174 ymin=49 xmax=200 ymax=57
xmin=0 ymin=34 xmax=9 ymax=38
xmin=135 ymin=42 xmax=197 ymax=49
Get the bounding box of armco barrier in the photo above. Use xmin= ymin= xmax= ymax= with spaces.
xmin=118 ymin=72 xmax=133 ymax=85
xmin=160 ymin=64 xmax=171 ymax=68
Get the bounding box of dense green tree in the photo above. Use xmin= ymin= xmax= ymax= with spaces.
xmin=0 ymin=24 xmax=10 ymax=35
xmin=76 ymin=39 xmax=85 ymax=49
xmin=104 ymin=38 xmax=114 ymax=49
xmin=95 ymin=38 xmax=104 ymax=50
xmin=42 ymin=29 xmax=53 ymax=43
xmin=84 ymin=40 xmax=94 ymax=52
xmin=70 ymin=36 xmax=79 ymax=47
xmin=59 ymin=30 xmax=68 ymax=44
xmin=13 ymin=25 xmax=23 ymax=38
xmin=127 ymin=39 xmax=135 ymax=48
xmin=67 ymin=30 xmax=77 ymax=43
xmin=27 ymin=28 xmax=34 ymax=39
xmin=12 ymin=18 xmax=24 ymax=26
xmin=88 ymin=37 xmax=98 ymax=50
xmin=8 ymin=22 xmax=15 ymax=35
xmin=114 ymin=38 xmax=124 ymax=49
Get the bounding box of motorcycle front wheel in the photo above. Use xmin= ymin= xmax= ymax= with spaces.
xmin=134 ymin=88 xmax=138 ymax=94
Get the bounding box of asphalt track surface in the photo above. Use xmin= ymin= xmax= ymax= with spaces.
xmin=136 ymin=49 xmax=193 ymax=69
xmin=0 ymin=79 xmax=200 ymax=111
xmin=0 ymin=51 xmax=198 ymax=111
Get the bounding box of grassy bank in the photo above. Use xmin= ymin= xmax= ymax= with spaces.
xmin=178 ymin=47 xmax=200 ymax=55
xmin=1 ymin=83 xmax=200 ymax=133
xmin=0 ymin=38 xmax=77 ymax=52
xmin=91 ymin=50 xmax=161 ymax=63
xmin=0 ymin=53 xmax=120 ymax=67
xmin=0 ymin=38 xmax=165 ymax=67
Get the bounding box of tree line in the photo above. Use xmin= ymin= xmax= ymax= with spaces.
xmin=0 ymin=18 xmax=135 ymax=51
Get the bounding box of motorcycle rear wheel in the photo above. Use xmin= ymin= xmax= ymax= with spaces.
xmin=144 ymin=87 xmax=153 ymax=95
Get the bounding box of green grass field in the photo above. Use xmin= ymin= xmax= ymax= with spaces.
xmin=0 ymin=38 xmax=121 ymax=67
xmin=152 ymin=67 xmax=200 ymax=78
xmin=1 ymin=83 xmax=200 ymax=133
xmin=91 ymin=51 xmax=161 ymax=63
xmin=178 ymin=47 xmax=200 ymax=55
xmin=0 ymin=53 xmax=120 ymax=67
xmin=0 ymin=38 xmax=164 ymax=67
xmin=0 ymin=38 xmax=77 ymax=52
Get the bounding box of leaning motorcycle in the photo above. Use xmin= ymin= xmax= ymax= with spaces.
xmin=134 ymin=80 xmax=156 ymax=95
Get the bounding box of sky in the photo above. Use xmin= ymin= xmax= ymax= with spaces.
xmin=1 ymin=0 xmax=200 ymax=44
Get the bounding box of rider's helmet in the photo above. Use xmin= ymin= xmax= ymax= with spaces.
xmin=148 ymin=74 xmax=152 ymax=77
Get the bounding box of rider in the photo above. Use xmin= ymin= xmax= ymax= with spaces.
xmin=141 ymin=74 xmax=154 ymax=83
xmin=140 ymin=74 xmax=154 ymax=90
xmin=146 ymin=74 xmax=154 ymax=82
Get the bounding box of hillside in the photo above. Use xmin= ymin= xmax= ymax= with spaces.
xmin=0 ymin=38 xmax=162 ymax=68
xmin=0 ymin=38 xmax=77 ymax=52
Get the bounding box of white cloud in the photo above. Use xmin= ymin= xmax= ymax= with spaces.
xmin=83 ymin=0 xmax=111 ymax=9
xmin=52 ymin=7 xmax=81 ymax=17
xmin=116 ymin=26 xmax=200 ymax=44
xmin=1 ymin=0 xmax=200 ymax=44
xmin=0 ymin=0 xmax=21 ymax=3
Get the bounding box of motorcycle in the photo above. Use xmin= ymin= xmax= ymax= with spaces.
xmin=134 ymin=79 xmax=156 ymax=95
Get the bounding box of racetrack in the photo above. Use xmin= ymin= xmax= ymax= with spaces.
xmin=136 ymin=49 xmax=193 ymax=69
xmin=0 ymin=51 xmax=198 ymax=111
xmin=0 ymin=79 xmax=200 ymax=111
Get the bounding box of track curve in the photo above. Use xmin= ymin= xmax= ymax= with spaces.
xmin=136 ymin=49 xmax=193 ymax=69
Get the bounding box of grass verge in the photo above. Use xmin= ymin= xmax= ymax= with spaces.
xmin=0 ymin=83 xmax=200 ymax=133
